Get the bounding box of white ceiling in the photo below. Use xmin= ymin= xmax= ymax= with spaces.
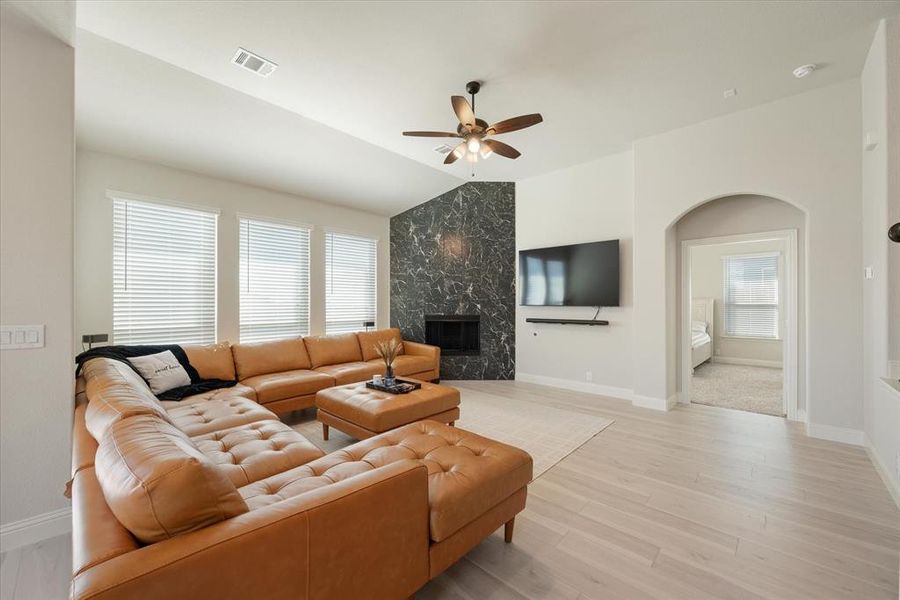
xmin=75 ymin=1 xmax=899 ymax=215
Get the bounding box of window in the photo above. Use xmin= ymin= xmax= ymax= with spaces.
xmin=113 ymin=196 xmax=217 ymax=345
xmin=325 ymin=231 xmax=377 ymax=334
xmin=239 ymin=218 xmax=310 ymax=342
xmin=723 ymin=253 xmax=779 ymax=339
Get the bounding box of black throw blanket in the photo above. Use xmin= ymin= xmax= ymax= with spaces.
xmin=75 ymin=344 xmax=238 ymax=401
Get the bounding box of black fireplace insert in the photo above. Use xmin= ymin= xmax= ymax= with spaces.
xmin=424 ymin=314 xmax=480 ymax=356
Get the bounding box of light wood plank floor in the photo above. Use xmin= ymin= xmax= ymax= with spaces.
xmin=2 ymin=381 xmax=897 ymax=599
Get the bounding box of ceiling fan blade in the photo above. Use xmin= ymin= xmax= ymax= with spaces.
xmin=402 ymin=131 xmax=461 ymax=137
xmin=451 ymin=96 xmax=476 ymax=130
xmin=483 ymin=139 xmax=521 ymax=159
xmin=486 ymin=113 xmax=543 ymax=135
xmin=444 ymin=142 xmax=466 ymax=164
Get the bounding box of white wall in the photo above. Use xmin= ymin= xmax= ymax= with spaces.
xmin=0 ymin=7 xmax=74 ymax=546
xmin=690 ymin=239 xmax=786 ymax=366
xmin=633 ymin=81 xmax=863 ymax=430
xmin=861 ymin=19 xmax=899 ymax=499
xmin=515 ymin=151 xmax=634 ymax=397
xmin=75 ymin=151 xmax=390 ymax=348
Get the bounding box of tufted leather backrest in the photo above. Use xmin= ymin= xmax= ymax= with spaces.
xmin=304 ymin=332 xmax=363 ymax=368
xmin=182 ymin=341 xmax=236 ymax=381
xmin=231 ymin=338 xmax=311 ymax=380
xmin=356 ymin=328 xmax=404 ymax=362
xmin=95 ymin=414 xmax=248 ymax=544
xmin=82 ymin=358 xmax=174 ymax=441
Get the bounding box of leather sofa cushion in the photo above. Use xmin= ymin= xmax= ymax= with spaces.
xmin=182 ymin=342 xmax=236 ymax=381
xmin=316 ymin=381 xmax=459 ymax=433
xmin=94 ymin=415 xmax=248 ymax=544
xmin=193 ymin=421 xmax=325 ymax=487
xmin=231 ymin=338 xmax=311 ymax=380
xmin=356 ymin=328 xmax=403 ymax=362
xmin=159 ymin=383 xmax=257 ymax=409
xmin=166 ymin=396 xmax=277 ymax=437
xmin=241 ymin=369 xmax=335 ymax=404
xmin=313 ymin=361 xmax=383 ymax=386
xmin=367 ymin=355 xmax=434 ymax=377
xmin=239 ymin=420 xmax=532 ymax=542
xmin=82 ymin=358 xmax=174 ymax=441
xmin=304 ymin=333 xmax=363 ymax=368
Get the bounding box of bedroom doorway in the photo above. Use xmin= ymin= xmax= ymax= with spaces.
xmin=680 ymin=230 xmax=798 ymax=419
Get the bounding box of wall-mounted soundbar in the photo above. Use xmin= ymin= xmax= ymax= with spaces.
xmin=524 ymin=318 xmax=609 ymax=326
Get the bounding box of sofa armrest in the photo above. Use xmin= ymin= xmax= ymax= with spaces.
xmin=403 ymin=341 xmax=440 ymax=379
xmin=71 ymin=460 xmax=430 ymax=600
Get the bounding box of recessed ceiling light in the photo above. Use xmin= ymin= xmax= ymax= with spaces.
xmin=723 ymin=88 xmax=738 ymax=99
xmin=232 ymin=47 xmax=277 ymax=77
xmin=793 ymin=64 xmax=817 ymax=79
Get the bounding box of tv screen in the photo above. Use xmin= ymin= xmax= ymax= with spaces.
xmin=519 ymin=239 xmax=620 ymax=307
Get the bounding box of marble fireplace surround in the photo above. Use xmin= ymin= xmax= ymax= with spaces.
xmin=390 ymin=181 xmax=515 ymax=380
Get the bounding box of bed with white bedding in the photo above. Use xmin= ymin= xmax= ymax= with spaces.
xmin=691 ymin=298 xmax=714 ymax=369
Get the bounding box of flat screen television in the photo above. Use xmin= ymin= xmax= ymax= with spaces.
xmin=519 ymin=239 xmax=620 ymax=307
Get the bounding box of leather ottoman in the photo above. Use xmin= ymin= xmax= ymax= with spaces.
xmin=315 ymin=380 xmax=460 ymax=440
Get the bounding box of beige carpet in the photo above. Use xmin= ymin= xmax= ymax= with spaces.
xmin=287 ymin=382 xmax=614 ymax=479
xmin=691 ymin=362 xmax=784 ymax=417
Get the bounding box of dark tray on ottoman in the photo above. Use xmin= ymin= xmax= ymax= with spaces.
xmin=365 ymin=378 xmax=422 ymax=394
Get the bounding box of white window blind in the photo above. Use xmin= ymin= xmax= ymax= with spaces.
xmin=113 ymin=197 xmax=217 ymax=345
xmin=239 ymin=218 xmax=310 ymax=342
xmin=723 ymin=253 xmax=779 ymax=339
xmin=325 ymin=231 xmax=377 ymax=334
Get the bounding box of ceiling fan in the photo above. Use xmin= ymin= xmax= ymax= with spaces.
xmin=403 ymin=81 xmax=543 ymax=164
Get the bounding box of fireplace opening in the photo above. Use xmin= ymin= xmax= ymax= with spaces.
xmin=424 ymin=315 xmax=480 ymax=356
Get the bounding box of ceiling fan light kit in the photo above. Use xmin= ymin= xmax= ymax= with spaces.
xmin=403 ymin=80 xmax=543 ymax=166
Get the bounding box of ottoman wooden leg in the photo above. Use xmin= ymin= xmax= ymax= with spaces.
xmin=322 ymin=423 xmax=329 ymax=441
xmin=504 ymin=517 xmax=515 ymax=543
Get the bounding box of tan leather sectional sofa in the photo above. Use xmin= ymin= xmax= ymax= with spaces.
xmin=70 ymin=329 xmax=533 ymax=600
xmin=208 ymin=328 xmax=440 ymax=415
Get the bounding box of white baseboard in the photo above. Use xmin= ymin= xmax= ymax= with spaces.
xmin=888 ymin=360 xmax=900 ymax=379
xmin=806 ymin=422 xmax=865 ymax=446
xmin=631 ymin=393 xmax=678 ymax=411
xmin=0 ymin=507 xmax=71 ymax=553
xmin=864 ymin=433 xmax=900 ymax=509
xmin=712 ymin=356 xmax=782 ymax=369
xmin=515 ymin=372 xmax=634 ymax=402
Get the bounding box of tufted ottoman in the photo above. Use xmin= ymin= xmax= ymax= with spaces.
xmin=315 ymin=379 xmax=460 ymax=440
xmin=238 ymin=420 xmax=533 ymax=578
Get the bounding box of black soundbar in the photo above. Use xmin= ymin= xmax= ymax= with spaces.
xmin=524 ymin=318 xmax=609 ymax=326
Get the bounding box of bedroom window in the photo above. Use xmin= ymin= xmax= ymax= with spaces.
xmin=325 ymin=231 xmax=377 ymax=334
xmin=723 ymin=253 xmax=779 ymax=339
xmin=239 ymin=217 xmax=310 ymax=342
xmin=113 ymin=196 xmax=218 ymax=345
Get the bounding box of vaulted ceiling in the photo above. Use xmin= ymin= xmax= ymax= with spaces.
xmin=74 ymin=1 xmax=899 ymax=215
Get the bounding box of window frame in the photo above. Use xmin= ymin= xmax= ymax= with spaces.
xmin=110 ymin=191 xmax=219 ymax=346
xmin=721 ymin=251 xmax=781 ymax=341
xmin=237 ymin=214 xmax=312 ymax=343
xmin=324 ymin=228 xmax=378 ymax=335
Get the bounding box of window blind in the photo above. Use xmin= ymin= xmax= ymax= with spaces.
xmin=113 ymin=197 xmax=217 ymax=345
xmin=325 ymin=231 xmax=377 ymax=334
xmin=239 ymin=218 xmax=310 ymax=342
xmin=723 ymin=253 xmax=779 ymax=339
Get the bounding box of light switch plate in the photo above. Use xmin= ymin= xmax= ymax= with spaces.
xmin=0 ymin=325 xmax=44 ymax=350
xmin=864 ymin=266 xmax=874 ymax=280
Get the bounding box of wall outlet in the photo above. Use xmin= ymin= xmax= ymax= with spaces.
xmin=585 ymin=371 xmax=593 ymax=382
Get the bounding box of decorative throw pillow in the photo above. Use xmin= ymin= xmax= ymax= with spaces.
xmin=126 ymin=350 xmax=191 ymax=395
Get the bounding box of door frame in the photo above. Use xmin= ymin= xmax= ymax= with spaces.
xmin=679 ymin=229 xmax=800 ymax=421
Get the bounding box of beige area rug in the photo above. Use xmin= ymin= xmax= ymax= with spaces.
xmin=691 ymin=362 xmax=784 ymax=417
xmin=288 ymin=382 xmax=614 ymax=479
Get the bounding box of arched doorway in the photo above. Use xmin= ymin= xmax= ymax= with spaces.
xmin=671 ymin=194 xmax=806 ymax=420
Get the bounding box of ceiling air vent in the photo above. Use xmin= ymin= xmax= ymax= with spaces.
xmin=232 ymin=47 xmax=277 ymax=77
xmin=433 ymin=144 xmax=454 ymax=155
